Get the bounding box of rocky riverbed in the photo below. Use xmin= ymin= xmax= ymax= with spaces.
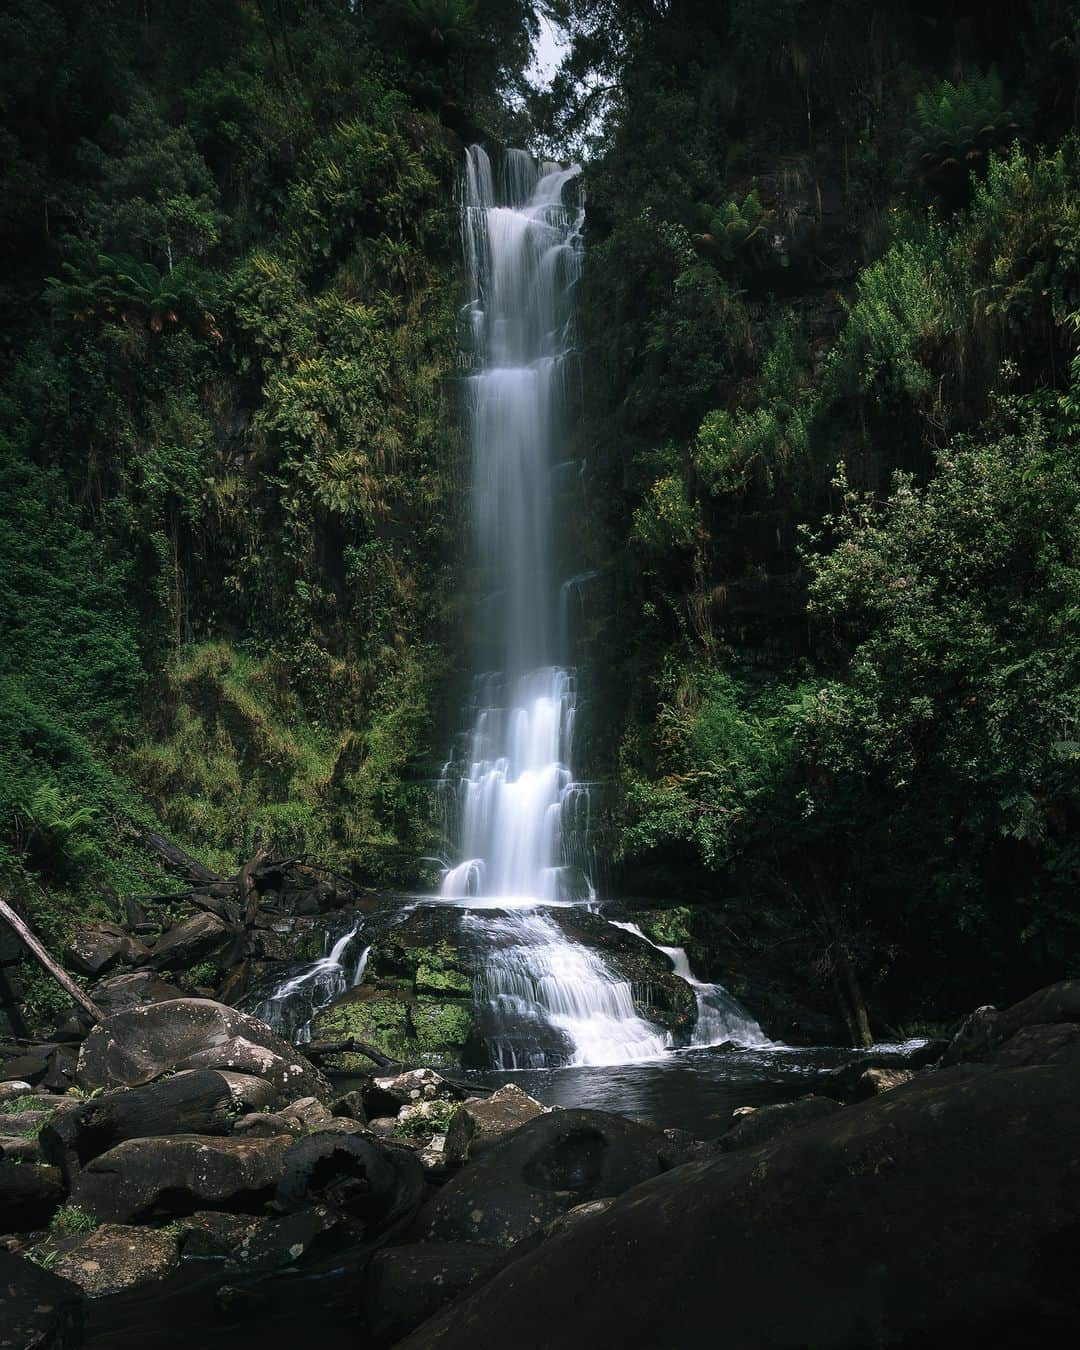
xmin=1 ymin=977 xmax=1079 ymax=1348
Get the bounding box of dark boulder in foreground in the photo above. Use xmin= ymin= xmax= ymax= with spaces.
xmin=0 ymin=1158 xmax=65 ymax=1230
xmin=41 ymin=1069 xmax=277 ymax=1184
xmin=363 ymin=1242 xmax=504 ymax=1347
xmin=276 ymin=1131 xmax=424 ymax=1238
xmin=415 ymin=1109 xmax=665 ymax=1248
xmin=943 ymin=979 xmax=1080 ymax=1065
xmin=716 ymin=1095 xmax=841 ymax=1152
xmin=76 ymin=998 xmax=330 ymax=1102
xmin=69 ymin=1133 xmax=293 ymax=1223
xmin=399 ymin=1060 xmax=1080 ymax=1349
xmin=0 ymin=1249 xmax=83 ymax=1349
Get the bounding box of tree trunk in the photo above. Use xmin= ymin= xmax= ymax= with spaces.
xmin=0 ymin=896 xmax=104 ymax=1024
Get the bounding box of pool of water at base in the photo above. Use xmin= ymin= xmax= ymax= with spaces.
xmin=461 ymin=1041 xmax=922 ymax=1137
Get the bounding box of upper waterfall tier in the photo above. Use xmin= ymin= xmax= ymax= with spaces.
xmin=440 ymin=146 xmax=587 ymax=904
xmin=461 ymin=145 xmax=583 ymax=677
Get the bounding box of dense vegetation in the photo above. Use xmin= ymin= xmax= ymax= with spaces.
xmin=3 ymin=0 xmax=1078 ymax=1038
xmin=0 ymin=0 xmax=535 ymax=1020
xmin=555 ymin=0 xmax=1080 ymax=1032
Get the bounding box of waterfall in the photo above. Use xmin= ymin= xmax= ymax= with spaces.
xmin=246 ymin=920 xmax=368 ymax=1045
xmin=437 ymin=146 xmax=670 ymax=1066
xmin=610 ymin=921 xmax=770 ymax=1049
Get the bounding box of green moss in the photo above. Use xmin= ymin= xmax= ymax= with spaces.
xmin=414 ymin=940 xmax=471 ymax=996
xmin=640 ymin=907 xmax=694 ymax=949
xmin=313 ymin=989 xmax=412 ymax=1069
xmin=410 ymin=997 xmax=474 ymax=1067
xmin=393 ymin=1099 xmax=461 ymax=1138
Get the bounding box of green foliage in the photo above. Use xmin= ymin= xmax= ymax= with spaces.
xmin=910 ymin=68 xmax=1029 ymax=190
xmin=393 ymin=1098 xmax=461 ymax=1137
xmin=49 ymin=1205 xmax=98 ymax=1235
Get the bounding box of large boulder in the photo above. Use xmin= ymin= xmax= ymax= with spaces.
xmin=64 ymin=923 xmax=149 ymax=978
xmin=150 ymin=912 xmax=232 ymax=971
xmin=76 ymin=999 xmax=331 ymax=1102
xmin=0 ymin=1159 xmax=64 ymax=1231
xmin=40 ymin=1069 xmax=277 ymax=1184
xmin=363 ymin=1242 xmax=504 ymax=1348
xmin=276 ymin=1131 xmax=424 ymax=1237
xmin=53 ymin=1224 xmax=178 ymax=1298
xmin=0 ymin=1250 xmax=83 ymax=1348
xmin=398 ymin=1060 xmax=1080 ymax=1349
xmin=367 ymin=1068 xmax=465 ymax=1112
xmin=416 ymin=1109 xmax=666 ymax=1248
xmin=992 ymin=1022 xmax=1080 ymax=1067
xmin=88 ymin=970 xmax=180 ymax=1017
xmin=69 ymin=1133 xmax=293 ymax=1223
xmin=943 ymin=979 xmax=1080 ymax=1065
xmin=716 ymin=1096 xmax=841 ymax=1153
xmin=443 ymin=1083 xmax=546 ymax=1165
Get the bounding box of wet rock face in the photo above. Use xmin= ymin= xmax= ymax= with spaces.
xmin=69 ymin=1133 xmax=294 ymax=1223
xmin=53 ymin=1224 xmax=178 ymax=1298
xmin=76 ymin=998 xmax=331 ymax=1102
xmin=417 ymin=1109 xmax=666 ymax=1248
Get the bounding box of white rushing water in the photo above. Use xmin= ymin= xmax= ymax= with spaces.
xmin=437 ymin=147 xmax=673 ymax=1067
xmin=610 ymin=921 xmax=770 ymax=1050
xmin=248 ymin=921 xmax=369 ymax=1044
xmin=248 ymin=148 xmax=770 ymax=1072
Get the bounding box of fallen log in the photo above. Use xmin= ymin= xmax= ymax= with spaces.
xmin=300 ymin=1040 xmax=496 ymax=1098
xmin=0 ymin=895 xmax=104 ymax=1024
xmin=142 ymin=831 xmax=224 ymax=884
xmin=303 ymin=1036 xmax=397 ymax=1068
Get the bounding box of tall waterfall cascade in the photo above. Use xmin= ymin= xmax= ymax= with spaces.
xmin=439 ymin=146 xmax=589 ymax=907
xmin=434 ymin=146 xmax=761 ymax=1068
xmin=247 ymin=148 xmax=768 ymax=1069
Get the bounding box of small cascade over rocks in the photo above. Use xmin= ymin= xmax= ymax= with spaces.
xmin=247 ymin=917 xmax=369 ymax=1045
xmin=610 ymin=921 xmax=769 ymax=1050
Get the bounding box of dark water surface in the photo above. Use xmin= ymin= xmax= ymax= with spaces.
xmin=466 ymin=1042 xmax=917 ymax=1136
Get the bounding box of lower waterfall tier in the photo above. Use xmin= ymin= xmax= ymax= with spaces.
xmin=245 ymin=898 xmax=767 ymax=1071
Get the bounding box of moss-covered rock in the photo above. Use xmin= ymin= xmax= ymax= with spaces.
xmin=312 ymin=982 xmax=476 ymax=1072
xmin=415 ymin=941 xmax=472 ymax=996
xmin=313 ymin=988 xmax=413 ymax=1070
xmin=636 ymin=906 xmax=693 ymax=949
xmin=411 ymin=998 xmax=475 ymax=1067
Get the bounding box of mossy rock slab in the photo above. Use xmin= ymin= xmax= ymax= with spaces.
xmin=365 ymin=906 xmax=477 ymax=995
xmin=312 ymin=985 xmax=476 ymax=1072
xmin=411 ymin=997 xmax=476 ymax=1067
xmin=312 ymin=987 xmax=413 ymax=1070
